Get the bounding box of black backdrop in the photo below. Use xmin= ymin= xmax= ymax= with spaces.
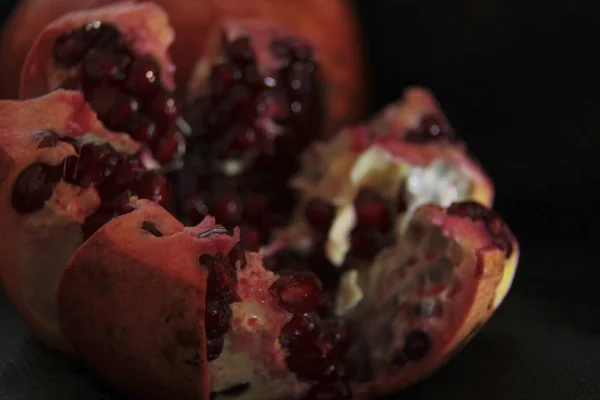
xmin=1 ymin=1 xmax=599 ymax=399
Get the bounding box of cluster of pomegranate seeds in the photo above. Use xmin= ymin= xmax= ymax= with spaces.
xmin=304 ymin=188 xmax=399 ymax=262
xmin=183 ymin=34 xmax=325 ymax=250
xmin=404 ymin=114 xmax=456 ymax=143
xmin=199 ymin=245 xmax=244 ymax=361
xmin=12 ymin=130 xmax=171 ymax=239
xmin=52 ymin=22 xmax=185 ymax=165
xmin=268 ymin=271 xmax=354 ymax=400
xmin=447 ymin=200 xmax=513 ymax=257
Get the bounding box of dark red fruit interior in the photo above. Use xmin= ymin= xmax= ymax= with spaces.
xmin=181 ymin=34 xmax=325 ymax=250
xmin=267 ymin=268 xmax=355 ymax=399
xmin=199 ymin=243 xmax=244 ymax=361
xmin=52 ymin=22 xmax=185 ymax=165
xmin=12 ymin=130 xmax=171 ymax=239
xmin=447 ymin=200 xmax=513 ymax=257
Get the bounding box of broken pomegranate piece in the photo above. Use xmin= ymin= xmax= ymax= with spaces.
xmin=179 ymin=20 xmax=327 ymax=250
xmin=0 ymin=90 xmax=168 ymax=352
xmin=345 ymin=201 xmax=519 ymax=398
xmin=20 ymin=3 xmax=187 ymax=166
xmin=274 ymin=87 xmax=493 ymax=272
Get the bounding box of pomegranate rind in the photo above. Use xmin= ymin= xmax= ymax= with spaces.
xmin=0 ymin=90 xmax=139 ymax=353
xmin=19 ymin=2 xmax=176 ymax=99
xmin=57 ymin=200 xmax=241 ymax=400
xmin=1 ymin=0 xmax=365 ymax=133
xmin=351 ymin=203 xmax=519 ymax=399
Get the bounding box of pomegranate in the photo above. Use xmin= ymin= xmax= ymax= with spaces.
xmin=0 ymin=0 xmax=366 ymax=132
xmin=179 ymin=20 xmax=326 ymax=251
xmin=19 ymin=3 xmax=187 ymax=165
xmin=0 ymin=89 xmax=169 ymax=352
xmin=57 ymin=199 xmax=358 ymax=399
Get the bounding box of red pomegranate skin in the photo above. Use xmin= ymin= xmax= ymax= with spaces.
xmin=57 ymin=200 xmax=240 ymax=400
xmin=1 ymin=0 xmax=366 ymax=133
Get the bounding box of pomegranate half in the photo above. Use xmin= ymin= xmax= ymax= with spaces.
xmin=0 ymin=89 xmax=168 ymax=352
xmin=1 ymin=0 xmax=366 ymax=132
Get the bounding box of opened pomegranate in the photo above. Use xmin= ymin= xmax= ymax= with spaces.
xmin=55 ymin=199 xmax=517 ymax=399
xmin=57 ymin=199 xmax=357 ymax=399
xmin=1 ymin=0 xmax=365 ymax=133
xmin=178 ymin=20 xmax=326 ymax=250
xmin=19 ymin=3 xmax=187 ymax=165
xmin=0 ymin=89 xmax=170 ymax=352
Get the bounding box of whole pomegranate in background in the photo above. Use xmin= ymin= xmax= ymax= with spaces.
xmin=19 ymin=2 xmax=187 ymax=166
xmin=0 ymin=89 xmax=169 ymax=353
xmin=1 ymin=0 xmax=366 ymax=132
xmin=179 ymin=19 xmax=327 ymax=251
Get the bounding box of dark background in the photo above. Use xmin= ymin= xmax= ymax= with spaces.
xmin=1 ymin=0 xmax=599 ymax=399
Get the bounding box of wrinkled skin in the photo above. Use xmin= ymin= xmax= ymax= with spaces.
xmin=1 ymin=0 xmax=366 ymax=132
xmin=0 ymin=90 xmax=141 ymax=353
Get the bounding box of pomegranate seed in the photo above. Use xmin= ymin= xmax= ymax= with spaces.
xmin=200 ymin=254 xmax=238 ymax=302
xmin=12 ymin=163 xmax=61 ymax=214
xmin=405 ymin=114 xmax=455 ymax=142
xmin=129 ymin=117 xmax=157 ymax=143
xmin=320 ymin=362 xmax=355 ymax=382
xmin=279 ymin=314 xmax=320 ymax=349
xmin=107 ymin=96 xmax=139 ymax=131
xmin=83 ymin=84 xmax=121 ymax=120
xmin=304 ymin=198 xmax=335 ymax=233
xmin=82 ymin=49 xmax=127 ymax=82
xmin=73 ymin=142 xmax=117 ymax=187
xmin=269 ymin=271 xmax=324 ymax=314
xmin=354 ymin=189 xmax=392 ymax=232
xmin=350 ymin=229 xmax=382 ymax=260
xmin=213 ymin=193 xmax=243 ymax=228
xmin=205 ymin=300 xmax=232 ymax=339
xmin=303 ymin=382 xmax=351 ymax=400
xmin=124 ymin=56 xmax=161 ymax=96
xmin=91 ymin=23 xmax=123 ymax=51
xmin=403 ymin=330 xmax=431 ymax=361
xmin=132 ymin=171 xmax=172 ymax=209
xmin=320 ymin=318 xmax=353 ymax=356
xmin=148 ymin=90 xmax=180 ymax=129
xmin=152 ymin=129 xmax=183 ymax=164
xmin=35 ymin=131 xmax=59 ymax=149
xmin=206 ymin=336 xmax=224 ymax=361
xmin=286 ymin=344 xmax=335 ymax=380
xmin=52 ymin=29 xmax=91 ymax=67
xmin=229 ymin=127 xmax=260 ymax=151
xmin=270 ymin=39 xmax=293 ymax=59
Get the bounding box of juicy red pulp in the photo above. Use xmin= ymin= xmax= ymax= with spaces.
xmin=182 ymin=34 xmax=325 ymax=251
xmin=52 ymin=22 xmax=185 ymax=165
xmin=267 ymin=269 xmax=354 ymax=399
xmin=200 ymin=243 xmax=244 ymax=361
xmin=12 ymin=130 xmax=171 ymax=239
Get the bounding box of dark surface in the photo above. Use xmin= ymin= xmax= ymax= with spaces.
xmin=1 ymin=0 xmax=600 ymax=399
